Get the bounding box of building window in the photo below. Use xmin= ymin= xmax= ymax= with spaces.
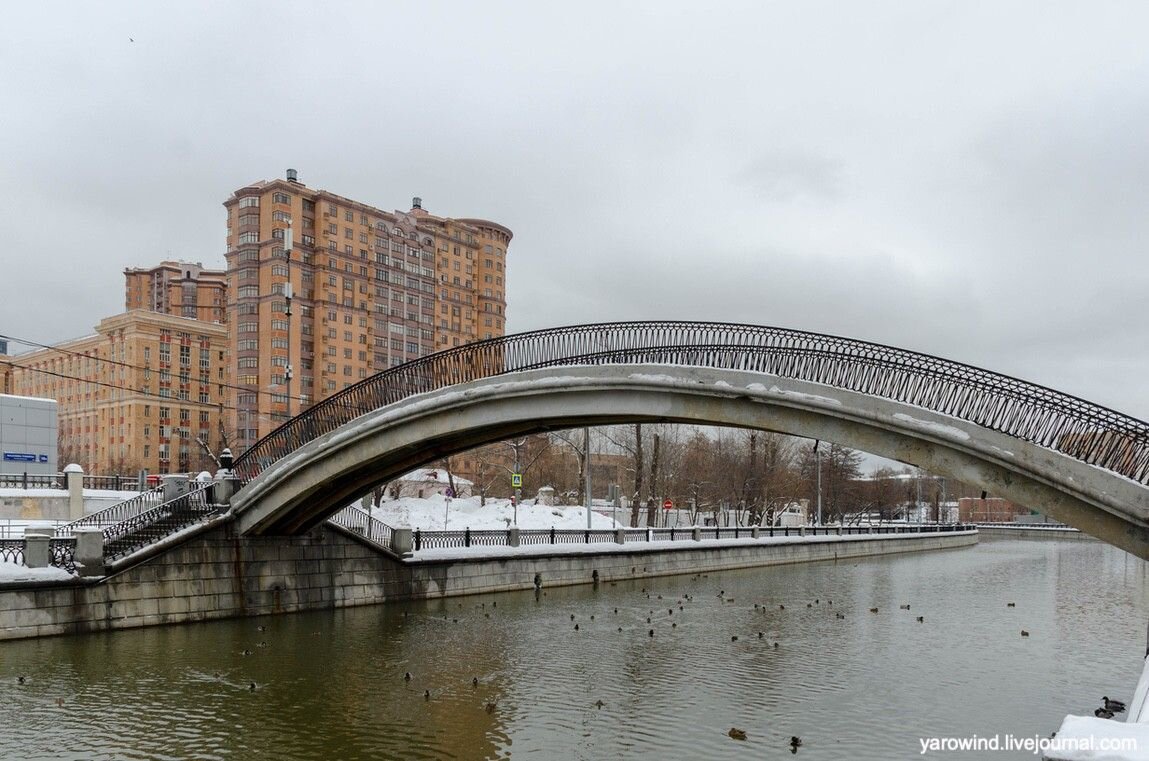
xmin=238 ymin=196 xmax=259 ymax=208
xmin=273 ymin=192 xmax=290 ymax=205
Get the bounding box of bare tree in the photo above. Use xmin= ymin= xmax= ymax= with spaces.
xmin=549 ymin=428 xmax=591 ymax=505
xmin=599 ymin=424 xmax=645 ymax=526
xmin=463 ymin=437 xmax=552 ymax=504
xmin=798 ymin=441 xmax=863 ymax=523
xmin=633 ymin=423 xmax=645 ymax=518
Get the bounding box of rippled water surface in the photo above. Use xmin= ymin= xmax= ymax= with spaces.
xmin=0 ymin=537 xmax=1145 ymax=760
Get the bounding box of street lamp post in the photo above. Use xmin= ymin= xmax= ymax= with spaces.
xmin=283 ymin=222 xmax=293 ymax=419
xmin=584 ymin=427 xmax=592 ymax=530
xmin=814 ymin=440 xmax=823 ymax=526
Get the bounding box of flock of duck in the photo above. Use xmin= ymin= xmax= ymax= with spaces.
xmin=8 ymin=580 xmax=1131 ymax=751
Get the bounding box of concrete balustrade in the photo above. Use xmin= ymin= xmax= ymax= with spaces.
xmin=391 ymin=528 xmax=413 ymax=556
xmin=22 ymin=528 xmax=51 ymax=568
xmin=73 ymin=528 xmax=105 ymax=577
xmin=64 ymin=464 xmax=84 ymax=521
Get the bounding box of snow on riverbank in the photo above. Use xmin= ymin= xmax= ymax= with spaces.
xmin=0 ymin=562 xmax=74 ymax=583
xmin=368 ymin=495 xmax=622 ymax=531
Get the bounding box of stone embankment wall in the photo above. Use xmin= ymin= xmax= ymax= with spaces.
xmin=0 ymin=526 xmax=977 ymax=641
xmin=975 ymin=526 xmax=1096 ymax=541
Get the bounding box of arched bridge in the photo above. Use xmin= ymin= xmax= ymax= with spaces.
xmin=228 ymin=322 xmax=1149 ymax=559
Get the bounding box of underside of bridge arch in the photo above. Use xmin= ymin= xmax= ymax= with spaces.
xmin=230 ymin=366 xmax=1149 ymax=559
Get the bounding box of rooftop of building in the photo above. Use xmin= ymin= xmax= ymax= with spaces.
xmin=124 ymin=260 xmax=226 ymax=277
xmin=4 ymin=310 xmax=227 ymax=361
xmin=226 ymin=170 xmax=512 ymax=240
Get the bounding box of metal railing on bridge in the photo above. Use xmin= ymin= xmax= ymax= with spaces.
xmin=0 ymin=472 xmax=148 ymax=491
xmin=81 ymin=474 xmax=147 ymax=492
xmin=0 ymin=473 xmax=62 ymax=490
xmin=328 ymin=506 xmax=394 ymax=551
xmin=97 ymin=482 xmax=216 ymax=562
xmin=411 ymin=522 xmax=976 ymax=552
xmin=0 ymin=483 xmax=218 ymax=575
xmin=0 ymin=537 xmax=77 ymax=574
xmin=231 ymin=322 xmax=1149 ymax=486
xmin=55 ymin=485 xmax=168 ymax=536
xmin=52 ymin=482 xmax=217 ymax=563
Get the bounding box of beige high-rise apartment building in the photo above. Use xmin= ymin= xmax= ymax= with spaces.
xmin=222 ymin=170 xmax=511 ymax=451
xmin=3 ymin=311 xmax=229 ymax=475
xmin=124 ymin=261 xmax=228 ymax=324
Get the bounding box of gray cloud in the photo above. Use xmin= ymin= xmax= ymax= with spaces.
xmin=2 ymin=0 xmax=1148 ymax=422
xmin=734 ymin=152 xmax=846 ymax=202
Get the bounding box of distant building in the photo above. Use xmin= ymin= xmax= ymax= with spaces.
xmin=222 ymin=170 xmax=512 ymax=450
xmin=958 ymin=497 xmax=1029 ymax=523
xmin=4 ymin=311 xmax=228 ymax=475
xmin=0 ymin=394 xmax=57 ymax=476
xmin=589 ymin=452 xmax=632 ymax=499
xmin=391 ymin=468 xmax=474 ymax=499
xmin=124 ymin=260 xmax=227 ymax=324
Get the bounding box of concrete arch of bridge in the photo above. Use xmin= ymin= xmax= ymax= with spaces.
xmin=230 ymin=365 xmax=1149 ymax=559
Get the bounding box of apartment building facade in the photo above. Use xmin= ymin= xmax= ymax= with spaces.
xmin=222 ymin=170 xmax=511 ymax=450
xmin=124 ymin=260 xmax=227 ymax=324
xmin=3 ymin=311 xmax=229 ymax=475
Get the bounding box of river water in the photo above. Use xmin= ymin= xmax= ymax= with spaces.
xmin=0 ymin=537 xmax=1145 ymax=760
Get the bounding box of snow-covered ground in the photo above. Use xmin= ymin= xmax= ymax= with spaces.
xmin=368 ymin=495 xmax=622 ymax=531
xmin=0 ymin=562 xmax=74 ymax=583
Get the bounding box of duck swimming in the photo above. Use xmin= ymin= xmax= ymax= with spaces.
xmin=1102 ymin=697 xmax=1126 ymax=713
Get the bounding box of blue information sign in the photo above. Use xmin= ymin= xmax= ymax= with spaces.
xmin=3 ymin=453 xmax=37 ymax=463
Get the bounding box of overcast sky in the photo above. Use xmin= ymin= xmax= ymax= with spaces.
xmin=3 ymin=1 xmax=1147 ymax=420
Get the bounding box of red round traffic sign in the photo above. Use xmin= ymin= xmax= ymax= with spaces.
xmin=663 ymin=499 xmax=673 ymax=510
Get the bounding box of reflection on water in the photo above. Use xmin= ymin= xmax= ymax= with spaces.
xmin=0 ymin=538 xmax=1145 ymax=760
